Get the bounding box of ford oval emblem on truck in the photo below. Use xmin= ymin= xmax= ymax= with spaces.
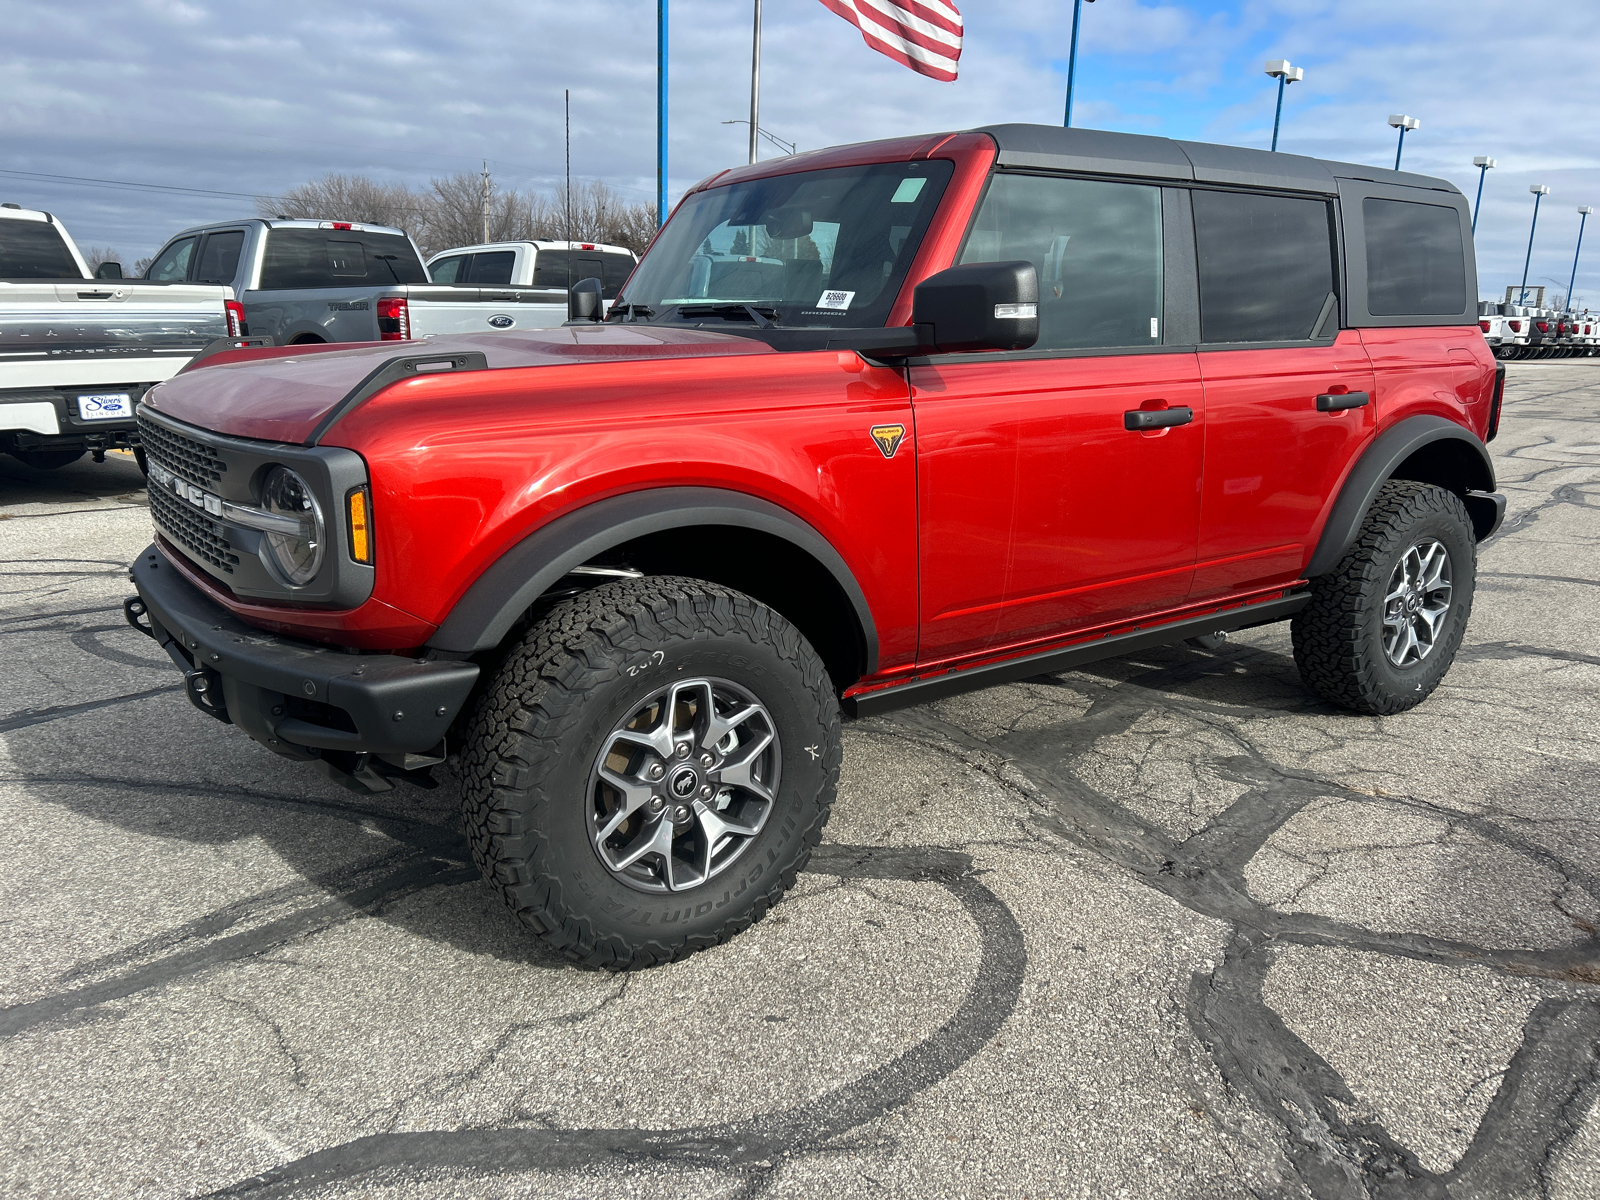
xmin=488 ymin=315 xmax=515 ymax=329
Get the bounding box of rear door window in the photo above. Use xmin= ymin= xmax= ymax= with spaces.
xmin=146 ymin=237 xmax=197 ymax=282
xmin=258 ymin=229 xmax=428 ymax=289
xmin=0 ymin=220 xmax=82 ymax=278
xmin=1362 ymin=198 xmax=1466 ymax=316
xmin=193 ymin=230 xmax=245 ymax=285
xmin=1193 ymin=190 xmax=1337 ymax=342
xmin=532 ymin=249 xmax=636 ymax=298
xmin=960 ymin=173 xmax=1164 ymax=351
xmin=466 ymin=251 xmax=515 ymax=285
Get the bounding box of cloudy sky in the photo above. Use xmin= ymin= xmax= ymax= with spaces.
xmin=4 ymin=0 xmax=1597 ymax=302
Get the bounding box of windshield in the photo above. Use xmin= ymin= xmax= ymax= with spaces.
xmin=616 ymin=160 xmax=953 ymax=327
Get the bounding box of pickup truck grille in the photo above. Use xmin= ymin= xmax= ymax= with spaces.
xmin=137 ymin=411 xmax=227 ymax=484
xmin=148 ymin=478 xmax=241 ymax=574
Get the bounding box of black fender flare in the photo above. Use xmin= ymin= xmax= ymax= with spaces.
xmin=426 ymin=486 xmax=880 ymax=671
xmin=1304 ymin=415 xmax=1501 ymax=579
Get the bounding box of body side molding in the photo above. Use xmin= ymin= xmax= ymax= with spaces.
xmin=426 ymin=486 xmax=880 ymax=670
xmin=1304 ymin=414 xmax=1498 ymax=579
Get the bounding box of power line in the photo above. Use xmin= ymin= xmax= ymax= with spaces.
xmin=0 ymin=167 xmax=272 ymax=202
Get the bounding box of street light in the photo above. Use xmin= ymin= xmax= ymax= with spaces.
xmin=1471 ymin=156 xmax=1495 ymax=235
xmin=721 ymin=119 xmax=796 ymax=157
xmin=1264 ymin=61 xmax=1304 ymax=152
xmin=1063 ymin=0 xmax=1096 ymax=129
xmin=1519 ymin=185 xmax=1551 ymax=305
xmin=1568 ymin=206 xmax=1594 ymax=313
xmin=1387 ymin=115 xmax=1420 ymax=171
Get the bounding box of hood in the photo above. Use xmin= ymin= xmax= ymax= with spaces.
xmin=142 ymin=326 xmax=773 ymax=445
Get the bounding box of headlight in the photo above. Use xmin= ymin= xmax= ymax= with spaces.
xmin=258 ymin=466 xmax=324 ymax=586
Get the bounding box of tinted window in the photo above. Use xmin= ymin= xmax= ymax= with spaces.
xmin=194 ymin=230 xmax=245 ymax=285
xmin=0 ymin=219 xmax=81 ymax=278
xmin=619 ymin=160 xmax=953 ymax=326
xmin=147 ymin=237 xmax=196 ymax=282
xmin=465 ymin=251 xmax=515 ymax=285
xmin=961 ymin=174 xmax=1163 ymax=350
xmin=429 ymin=255 xmax=464 ymax=283
xmin=258 ymin=229 xmax=427 ymax=289
xmin=532 ymin=249 xmax=637 ymax=298
xmin=1193 ymin=190 xmax=1336 ymax=342
xmin=1363 ymin=198 xmax=1466 ymax=316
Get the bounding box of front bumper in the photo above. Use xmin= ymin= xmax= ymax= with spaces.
xmin=128 ymin=543 xmax=479 ymax=785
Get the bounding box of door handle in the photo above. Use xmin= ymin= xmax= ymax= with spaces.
xmin=1316 ymin=391 xmax=1370 ymax=412
xmin=1124 ymin=406 xmax=1194 ymax=431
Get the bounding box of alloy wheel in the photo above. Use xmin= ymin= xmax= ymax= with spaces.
xmin=1382 ymin=537 xmax=1453 ymax=667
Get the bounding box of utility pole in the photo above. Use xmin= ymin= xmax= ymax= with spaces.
xmin=1471 ymin=157 xmax=1496 ymax=235
xmin=1521 ymin=185 xmax=1550 ymax=304
xmin=748 ymin=0 xmax=762 ymax=165
xmin=480 ymin=161 xmax=491 ymax=244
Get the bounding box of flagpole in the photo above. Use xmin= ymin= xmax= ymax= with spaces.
xmin=748 ymin=0 xmax=762 ymax=165
xmin=657 ymin=0 xmax=668 ymax=229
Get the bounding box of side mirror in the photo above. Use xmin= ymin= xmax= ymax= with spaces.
xmin=95 ymin=261 xmax=124 ymax=279
xmin=911 ymin=260 xmax=1038 ymax=354
xmin=567 ymin=277 xmax=603 ymax=323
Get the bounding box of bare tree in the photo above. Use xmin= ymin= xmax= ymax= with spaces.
xmin=80 ymin=246 xmax=123 ymax=275
xmin=260 ymin=174 xmax=421 ymax=230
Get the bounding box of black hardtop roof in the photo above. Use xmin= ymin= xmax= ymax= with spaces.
xmin=972 ymin=124 xmax=1460 ymax=196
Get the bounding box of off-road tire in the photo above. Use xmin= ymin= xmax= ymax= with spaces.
xmin=459 ymin=575 xmax=840 ymax=969
xmin=1292 ymin=480 xmax=1476 ymax=715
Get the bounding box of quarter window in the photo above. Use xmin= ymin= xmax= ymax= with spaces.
xmin=429 ymin=255 xmax=464 ymax=283
xmin=1362 ymin=198 xmax=1466 ymax=316
xmin=1193 ymin=190 xmax=1336 ymax=343
xmin=961 ymin=174 xmax=1163 ymax=351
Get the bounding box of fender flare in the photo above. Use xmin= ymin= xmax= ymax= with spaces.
xmin=426 ymin=486 xmax=880 ymax=671
xmin=1304 ymin=415 xmax=1500 ymax=579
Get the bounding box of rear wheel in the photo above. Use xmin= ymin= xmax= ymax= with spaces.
xmin=459 ymin=575 xmax=840 ymax=969
xmin=1292 ymin=480 xmax=1476 ymax=715
xmin=8 ymin=449 xmax=84 ymax=471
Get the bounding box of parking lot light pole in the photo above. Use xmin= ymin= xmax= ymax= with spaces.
xmin=1388 ymin=115 xmax=1419 ymax=170
xmin=657 ymin=0 xmax=668 ymax=229
xmin=1569 ymin=207 xmax=1593 ymax=312
xmin=1264 ymin=61 xmax=1303 ymax=152
xmin=1472 ymin=156 xmax=1496 ymax=234
xmin=1062 ymin=0 xmax=1096 ymax=129
xmin=1520 ymin=185 xmax=1550 ymax=304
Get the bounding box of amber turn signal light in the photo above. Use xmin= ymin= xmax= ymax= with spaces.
xmin=346 ymin=487 xmax=373 ymax=564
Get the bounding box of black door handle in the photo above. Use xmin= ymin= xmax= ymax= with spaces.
xmin=1316 ymin=391 xmax=1370 ymax=412
xmin=1125 ymin=406 xmax=1194 ymax=431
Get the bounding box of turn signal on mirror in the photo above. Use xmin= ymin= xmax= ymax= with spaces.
xmin=347 ymin=487 xmax=373 ymax=564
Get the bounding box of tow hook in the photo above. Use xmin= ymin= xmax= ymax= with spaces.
xmin=123 ymin=595 xmax=154 ymax=639
xmin=183 ymin=667 xmax=231 ymax=724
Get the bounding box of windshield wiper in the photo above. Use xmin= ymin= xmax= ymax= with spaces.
xmin=675 ymin=303 xmax=779 ymax=327
xmin=607 ymin=303 xmax=656 ymax=323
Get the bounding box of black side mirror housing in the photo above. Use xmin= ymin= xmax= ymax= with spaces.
xmin=911 ymin=260 xmax=1038 ymax=354
xmin=94 ymin=260 xmax=124 ymax=279
xmin=566 ymin=277 xmax=604 ymax=323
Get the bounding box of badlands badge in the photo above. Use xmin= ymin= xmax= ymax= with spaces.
xmin=870 ymin=424 xmax=906 ymax=459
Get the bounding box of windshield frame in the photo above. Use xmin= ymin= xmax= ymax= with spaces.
xmin=612 ymin=159 xmax=955 ymax=334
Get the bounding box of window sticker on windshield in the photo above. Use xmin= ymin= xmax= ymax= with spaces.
xmin=815 ymin=289 xmax=856 ymax=310
xmin=890 ymin=178 xmax=927 ymax=203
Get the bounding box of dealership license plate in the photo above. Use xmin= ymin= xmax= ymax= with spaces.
xmin=77 ymin=393 xmax=133 ymax=421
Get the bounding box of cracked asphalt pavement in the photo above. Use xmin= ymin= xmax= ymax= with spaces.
xmin=2 ymin=365 xmax=1599 ymax=1200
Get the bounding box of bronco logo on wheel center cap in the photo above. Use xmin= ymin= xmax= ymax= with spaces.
xmin=669 ymin=767 xmax=699 ymax=798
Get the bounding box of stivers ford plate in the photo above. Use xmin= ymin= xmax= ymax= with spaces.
xmin=77 ymin=393 xmax=133 ymax=421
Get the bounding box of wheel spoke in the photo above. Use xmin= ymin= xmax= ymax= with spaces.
xmin=669 ymin=679 xmax=715 ymax=746
xmin=715 ymin=728 xmax=776 ymax=801
xmin=702 ymin=702 xmax=763 ymax=752
xmin=694 ymin=801 xmax=760 ymax=878
xmin=611 ymin=724 xmax=676 ymax=762
xmin=611 ymin=813 xmax=676 ymax=872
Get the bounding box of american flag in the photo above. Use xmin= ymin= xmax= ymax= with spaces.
xmin=817 ymin=0 xmax=963 ymax=83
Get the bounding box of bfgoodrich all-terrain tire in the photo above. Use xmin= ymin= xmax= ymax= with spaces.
xmin=1291 ymin=480 xmax=1477 ymax=715
xmin=459 ymin=575 xmax=840 ymax=969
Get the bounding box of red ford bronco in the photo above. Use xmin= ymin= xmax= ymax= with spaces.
xmin=127 ymin=125 xmax=1505 ymax=967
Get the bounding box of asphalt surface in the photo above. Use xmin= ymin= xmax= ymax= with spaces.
xmin=2 ymin=366 xmax=1598 ymax=1200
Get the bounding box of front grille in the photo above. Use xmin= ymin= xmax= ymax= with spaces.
xmin=149 ymin=482 xmax=241 ymax=574
xmin=137 ymin=411 xmax=227 ymax=484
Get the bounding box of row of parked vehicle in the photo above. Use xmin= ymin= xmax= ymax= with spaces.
xmin=0 ymin=202 xmax=635 ymax=470
xmin=1478 ymin=287 xmax=1599 ymax=359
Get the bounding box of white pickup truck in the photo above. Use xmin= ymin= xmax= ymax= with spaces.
xmin=1 ymin=204 xmax=237 ymax=471
xmin=424 ymin=240 xmax=638 ymax=326
xmin=144 ymin=219 xmax=563 ymax=344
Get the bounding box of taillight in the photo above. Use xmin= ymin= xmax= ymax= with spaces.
xmin=1479 ymin=321 xmax=1490 ymax=333
xmin=332 ymin=222 xmax=353 ymax=230
xmin=1537 ymin=321 xmax=1549 ymax=332
xmin=1509 ymin=320 xmax=1522 ymax=332
xmin=377 ymin=297 xmax=410 ymax=340
xmin=224 ymin=300 xmax=245 ymax=338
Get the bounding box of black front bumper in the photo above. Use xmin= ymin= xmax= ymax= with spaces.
xmin=128 ymin=543 xmax=479 ymax=785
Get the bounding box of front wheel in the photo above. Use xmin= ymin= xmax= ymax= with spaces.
xmin=459 ymin=576 xmax=840 ymax=969
xmin=1291 ymin=481 xmax=1476 ymax=715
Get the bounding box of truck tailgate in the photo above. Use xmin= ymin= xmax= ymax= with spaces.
xmin=401 ymin=285 xmax=568 ymax=336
